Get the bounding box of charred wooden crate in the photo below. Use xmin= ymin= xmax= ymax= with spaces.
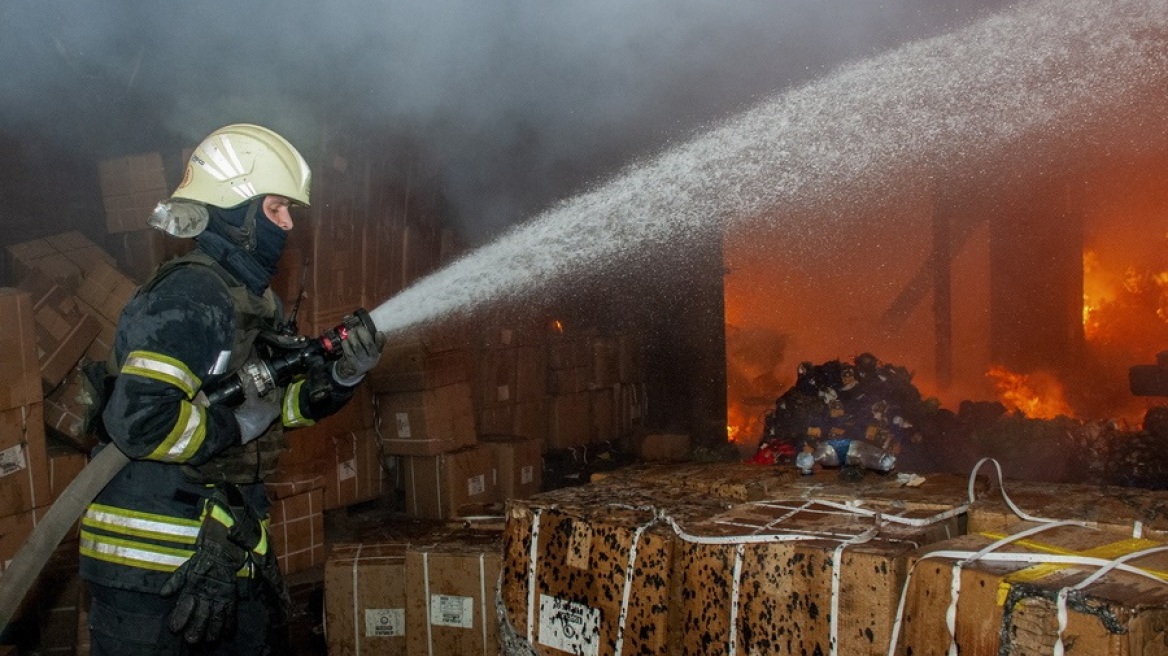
xmin=501 ymin=482 xmax=731 ymax=656
xmin=968 ymin=477 xmax=1168 ymax=541
xmin=894 ymin=521 xmax=1168 ymax=655
xmin=669 ymin=498 xmax=964 ymax=656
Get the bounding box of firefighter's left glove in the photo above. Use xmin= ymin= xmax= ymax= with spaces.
xmin=160 ymin=491 xmax=247 ymax=644
xmin=332 ymin=322 xmax=385 ymax=386
xmin=233 ymin=366 xmax=281 ymax=445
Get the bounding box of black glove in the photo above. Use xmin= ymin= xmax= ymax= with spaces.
xmin=332 ymin=323 xmax=385 ymax=386
xmin=252 ymin=525 xmax=292 ymax=625
xmin=233 ymin=365 xmax=281 ymax=444
xmin=160 ymin=490 xmax=247 ymax=644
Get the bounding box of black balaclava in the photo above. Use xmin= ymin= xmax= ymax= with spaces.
xmin=195 ymin=199 xmax=287 ymax=295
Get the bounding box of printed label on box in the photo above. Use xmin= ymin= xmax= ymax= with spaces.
xmin=0 ymin=444 xmax=27 ymax=478
xmin=538 ymin=595 xmax=600 ymax=656
xmin=395 ymin=412 xmax=411 ymax=438
xmin=430 ymin=594 xmax=474 ymax=629
xmin=467 ymin=474 xmax=485 ymax=497
xmin=364 ymin=608 xmax=405 ymax=637
xmin=338 ymin=458 xmax=357 ymax=482
xmin=521 ymin=465 xmax=534 ymax=485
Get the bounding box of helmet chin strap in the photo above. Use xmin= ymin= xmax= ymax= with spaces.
xmin=212 ymin=199 xmax=262 ymax=252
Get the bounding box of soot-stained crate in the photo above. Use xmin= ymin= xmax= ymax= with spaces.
xmin=501 ymin=482 xmax=730 ymax=656
xmin=895 ymin=522 xmax=1168 ymax=656
xmin=669 ymin=498 xmax=963 ymax=656
xmin=592 ymin=462 xmax=800 ymax=503
xmin=968 ymin=478 xmax=1168 ymax=541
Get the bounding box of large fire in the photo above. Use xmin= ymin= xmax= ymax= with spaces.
xmin=985 ymin=365 xmax=1074 ymax=419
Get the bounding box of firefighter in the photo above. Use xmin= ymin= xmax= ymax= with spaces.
xmin=79 ymin=124 xmax=384 ymax=654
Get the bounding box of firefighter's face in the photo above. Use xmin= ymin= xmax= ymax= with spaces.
xmin=262 ymin=195 xmax=294 ymax=231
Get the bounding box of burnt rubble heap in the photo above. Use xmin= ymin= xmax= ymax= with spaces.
xmin=754 ymin=354 xmax=1168 ymax=489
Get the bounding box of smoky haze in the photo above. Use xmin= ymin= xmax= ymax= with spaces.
xmin=0 ymin=0 xmax=1016 ymax=243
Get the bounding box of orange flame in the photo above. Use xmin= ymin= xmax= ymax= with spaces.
xmin=986 ymin=365 xmax=1074 ymax=419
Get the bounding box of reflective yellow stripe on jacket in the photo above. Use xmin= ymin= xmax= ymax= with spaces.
xmin=282 ymin=379 xmax=315 ymax=428
xmin=121 ymin=350 xmax=208 ymax=461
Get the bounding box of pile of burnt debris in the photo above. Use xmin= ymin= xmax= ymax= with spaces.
xmin=753 ymin=353 xmax=1168 ymax=490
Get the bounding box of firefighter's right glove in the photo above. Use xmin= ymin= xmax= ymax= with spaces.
xmin=160 ymin=491 xmax=247 ymax=644
xmin=332 ymin=322 xmax=385 ymax=386
xmin=233 ymin=367 xmax=280 ymax=445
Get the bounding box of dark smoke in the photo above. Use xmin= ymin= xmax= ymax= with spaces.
xmin=0 ymin=0 xmax=1017 ymax=243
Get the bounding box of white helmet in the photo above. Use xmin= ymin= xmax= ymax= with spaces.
xmin=150 ymin=123 xmax=311 ymax=238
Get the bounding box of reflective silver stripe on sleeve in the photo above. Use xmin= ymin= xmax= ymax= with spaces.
xmin=210 ymin=350 xmax=231 ymax=376
xmin=160 ymin=404 xmax=205 ymax=461
xmin=123 ymin=352 xmax=201 ymax=397
xmin=80 ymin=535 xmax=190 ymax=569
xmin=85 ymin=507 xmax=201 ymax=540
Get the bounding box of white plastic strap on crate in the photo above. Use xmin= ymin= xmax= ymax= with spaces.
xmin=423 ymin=552 xmax=434 ymax=656
xmin=352 ymin=543 xmax=364 ymax=656
xmin=526 ymin=508 xmax=542 ymax=644
xmin=727 ymin=543 xmax=746 ymax=656
xmin=613 ymin=518 xmax=656 ymax=656
xmin=885 ymin=528 xmax=1168 ymax=655
xmin=967 ymin=457 xmax=1065 ymax=524
xmin=480 ymin=553 xmax=488 ymax=654
xmin=1053 ymin=543 xmax=1168 ymax=654
xmin=829 ymin=526 xmax=878 ymax=656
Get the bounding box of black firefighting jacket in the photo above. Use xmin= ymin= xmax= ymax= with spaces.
xmin=79 ymin=249 xmax=355 ymax=593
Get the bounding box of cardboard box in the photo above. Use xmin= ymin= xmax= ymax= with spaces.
xmin=476 ymin=347 xmax=516 ymax=409
xmin=589 ymin=387 xmax=616 ymax=443
xmin=284 ymin=386 xmax=375 ymax=466
xmin=371 ymin=342 xmax=473 ymax=393
xmin=46 ymin=444 xmax=87 ymax=503
xmin=593 ymin=462 xmax=799 ymax=503
xmin=0 ymin=507 xmax=49 ymax=573
xmin=406 ymin=529 xmax=503 ymax=656
xmin=547 ymin=393 xmax=590 ymax=449
xmin=324 ymin=429 xmax=386 ymax=510
xmin=0 ymin=404 xmax=50 ymax=517
xmin=269 ymin=486 xmax=325 ymax=576
xmin=670 ymin=499 xmax=962 ymax=655
xmin=43 ymin=364 xmax=96 ymax=450
xmin=548 ymin=365 xmax=590 ymax=396
xmin=476 ymin=403 xmax=514 ymax=437
xmin=897 ymin=522 xmax=1168 ymax=655
xmin=617 ymin=334 xmax=643 ymax=383
xmin=98 ymin=153 xmax=169 ymax=234
xmin=969 ymin=479 xmax=1168 ymax=541
xmin=512 ymin=400 xmax=548 ymax=443
xmin=547 ymin=337 xmax=588 ymax=371
xmin=375 ymin=383 xmax=476 ymax=457
xmin=72 ymin=259 xmax=137 ymax=325
xmin=0 ymin=289 xmax=43 ymax=411
xmin=501 ymin=496 xmax=696 ymax=656
xmin=485 ymin=436 xmax=543 ymax=500
xmin=513 ymin=345 xmax=547 ymax=403
xmin=402 ymin=445 xmax=498 ymax=520
xmin=117 ymin=229 xmax=191 ymax=284
xmin=267 ymin=462 xmax=327 ymax=501
xmin=325 ymin=543 xmax=409 ymax=656
xmin=616 ymin=383 xmax=647 ymax=435
xmin=590 ymin=337 xmax=618 ymax=388
xmin=625 ymin=433 xmax=691 ymax=461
